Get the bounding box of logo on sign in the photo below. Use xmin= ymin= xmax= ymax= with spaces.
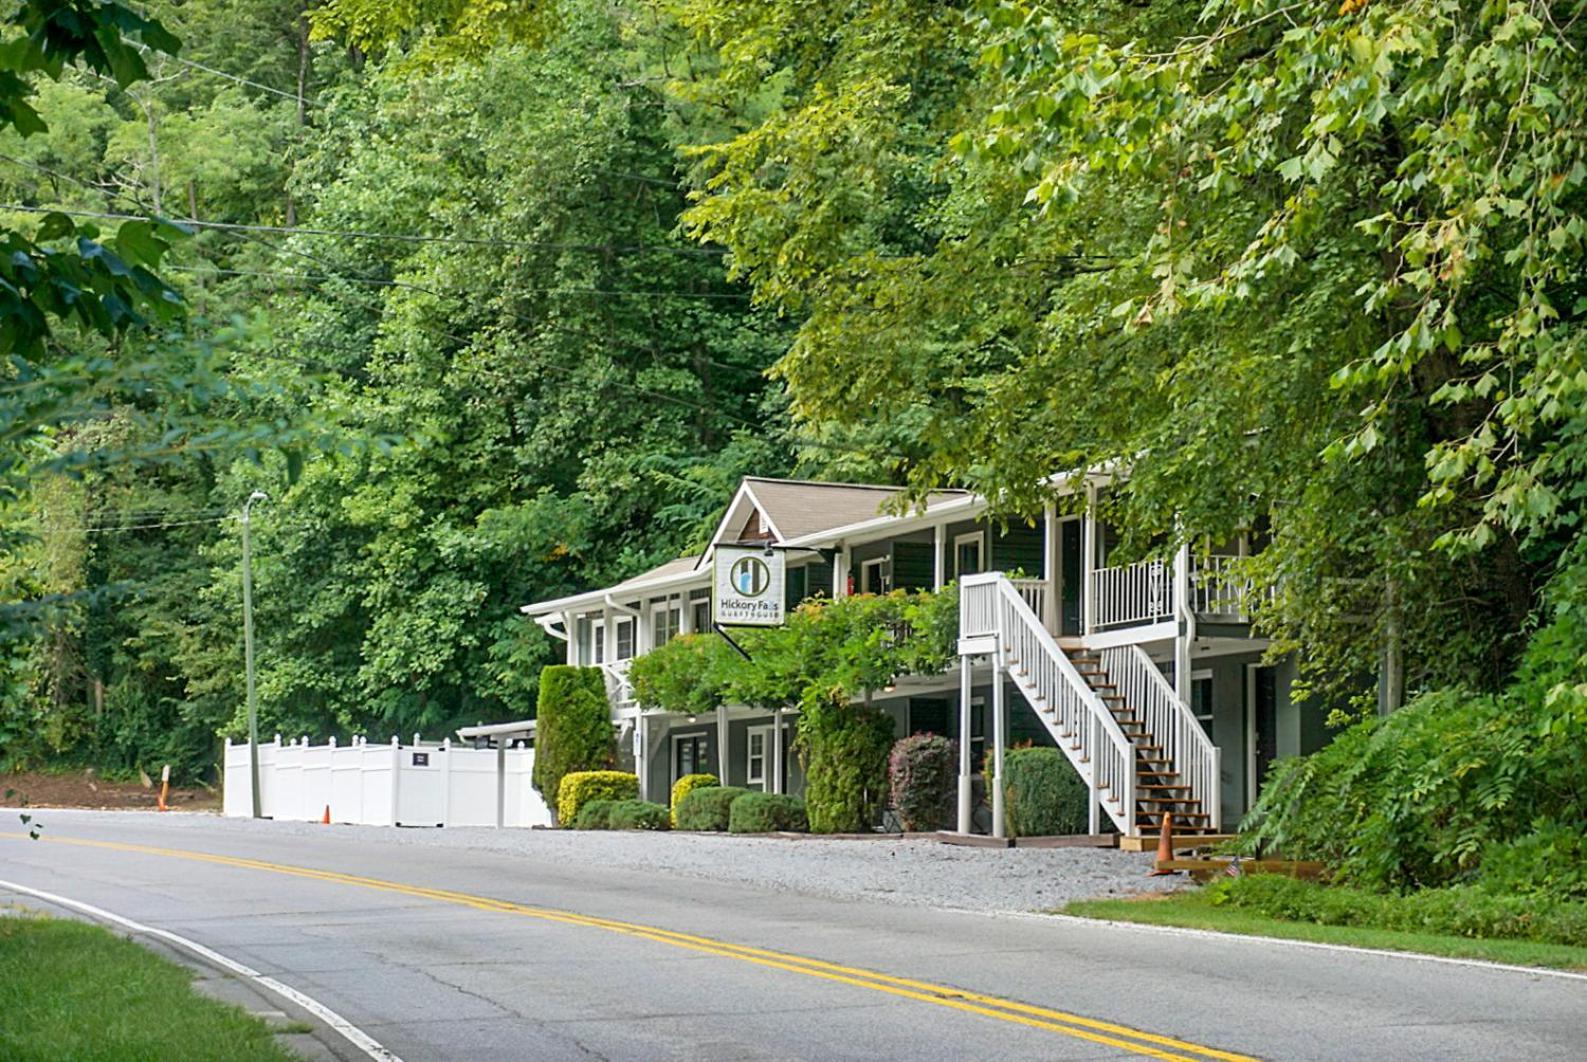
xmin=730 ymin=556 xmax=771 ymax=597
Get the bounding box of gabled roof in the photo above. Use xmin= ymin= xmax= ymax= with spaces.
xmin=696 ymin=477 xmax=970 ymax=568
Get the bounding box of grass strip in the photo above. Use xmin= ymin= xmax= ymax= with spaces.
xmin=1064 ymin=891 xmax=1587 ymax=972
xmin=0 ymin=914 xmax=298 ymax=1061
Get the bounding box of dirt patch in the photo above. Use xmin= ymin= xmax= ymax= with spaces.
xmin=0 ymin=770 xmax=219 ymax=811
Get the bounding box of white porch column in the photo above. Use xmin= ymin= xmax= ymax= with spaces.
xmin=635 ymin=714 xmax=649 ymax=800
xmin=563 ymin=610 xmax=577 ymax=664
xmin=1173 ymin=542 xmax=1192 ymax=706
xmin=991 ymin=651 xmax=1007 ymax=840
xmin=1082 ymin=481 xmax=1098 ymax=636
xmin=1042 ymin=503 xmax=1057 ymax=632
xmin=833 ymin=545 xmax=850 ymax=598
xmin=772 ymin=706 xmax=785 ymax=795
xmin=933 ymin=524 xmax=946 ymax=590
xmin=715 ymin=704 xmax=730 ymax=783
xmin=956 ymin=654 xmax=973 ymax=834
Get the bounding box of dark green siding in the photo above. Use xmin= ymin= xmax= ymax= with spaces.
xmin=992 ymin=522 xmax=1045 ymax=579
xmin=892 ymin=541 xmax=935 ymax=591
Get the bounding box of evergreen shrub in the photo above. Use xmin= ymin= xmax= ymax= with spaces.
xmin=674 ymin=785 xmax=748 ymax=831
xmin=606 ymin=799 xmax=671 ymax=831
xmin=572 ymin=799 xmax=616 ymax=830
xmin=532 ymin=665 xmax=615 ymax=823
xmin=670 ymin=772 xmax=717 ymax=826
xmin=887 ymin=733 xmax=957 ymax=831
xmin=557 ymin=770 xmax=637 ymax=827
xmin=728 ymin=793 xmax=808 ymax=833
xmin=800 ymin=703 xmax=894 ymax=833
xmin=989 ymin=746 xmax=1089 ymax=837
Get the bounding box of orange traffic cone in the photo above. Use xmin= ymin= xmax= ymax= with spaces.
xmin=1147 ymin=809 xmax=1178 ymax=876
xmin=322 ymin=805 xmax=331 ymax=825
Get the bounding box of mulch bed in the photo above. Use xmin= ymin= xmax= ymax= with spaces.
xmin=0 ymin=770 xmax=219 ymax=811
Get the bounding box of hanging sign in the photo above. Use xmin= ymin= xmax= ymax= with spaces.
xmin=714 ymin=545 xmax=786 ymax=627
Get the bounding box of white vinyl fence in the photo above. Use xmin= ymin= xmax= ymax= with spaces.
xmin=223 ymin=735 xmax=552 ymax=828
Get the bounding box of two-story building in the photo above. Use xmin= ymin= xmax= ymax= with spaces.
xmin=516 ymin=475 xmax=1327 ymax=841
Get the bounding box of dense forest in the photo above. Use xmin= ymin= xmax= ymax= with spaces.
xmin=2 ymin=0 xmax=1584 ymax=795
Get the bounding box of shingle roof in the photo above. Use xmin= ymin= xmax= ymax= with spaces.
xmin=740 ymin=478 xmax=968 ymax=542
xmin=606 ymin=554 xmax=702 ymax=595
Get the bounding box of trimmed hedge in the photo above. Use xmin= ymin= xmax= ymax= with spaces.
xmin=801 ymin=703 xmax=894 ymax=833
xmin=888 ymin=733 xmax=957 ymax=832
xmin=607 ymin=799 xmax=671 ymax=831
xmin=532 ymin=665 xmax=615 ymax=823
xmin=675 ymin=785 xmax=749 ymax=831
xmin=990 ymin=746 xmax=1089 ymax=837
xmin=670 ymin=772 xmax=718 ymax=827
xmin=572 ymin=799 xmax=617 ymax=830
xmin=728 ymin=793 xmax=809 ymax=833
xmin=557 ymin=770 xmax=638 ymax=827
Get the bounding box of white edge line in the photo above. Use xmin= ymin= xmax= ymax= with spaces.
xmin=933 ymin=904 xmax=1587 ymax=984
xmin=0 ymin=878 xmax=401 ymax=1061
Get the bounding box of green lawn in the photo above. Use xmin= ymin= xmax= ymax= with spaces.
xmin=0 ymin=914 xmax=298 ymax=1061
xmin=1065 ymin=891 xmax=1587 ymax=972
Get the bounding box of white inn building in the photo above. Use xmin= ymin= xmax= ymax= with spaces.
xmin=513 ymin=475 xmax=1323 ymax=842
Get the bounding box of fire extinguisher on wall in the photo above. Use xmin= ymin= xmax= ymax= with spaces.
xmin=846 ymin=573 xmax=856 ymax=596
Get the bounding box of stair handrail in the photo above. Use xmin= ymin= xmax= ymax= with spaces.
xmin=976 ymin=573 xmax=1137 ymax=835
xmin=1103 ymin=643 xmax=1222 ymax=831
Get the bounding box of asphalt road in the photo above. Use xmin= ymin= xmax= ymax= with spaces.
xmin=1 ymin=812 xmax=1581 ymax=1061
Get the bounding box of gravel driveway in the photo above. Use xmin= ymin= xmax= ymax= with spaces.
xmin=52 ymin=811 xmax=1189 ymax=913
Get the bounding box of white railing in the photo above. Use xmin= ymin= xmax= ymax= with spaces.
xmin=1011 ymin=578 xmax=1049 ymax=628
xmin=1099 ymin=645 xmax=1221 ymax=831
xmin=601 ymin=658 xmax=636 ymax=706
xmin=961 ymin=573 xmax=1136 ymax=834
xmin=1089 ymin=559 xmax=1175 ymax=628
xmin=1190 ymin=554 xmax=1267 ymax=619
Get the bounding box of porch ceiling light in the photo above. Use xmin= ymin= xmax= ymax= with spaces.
xmin=688 ymin=715 xmax=697 ymax=723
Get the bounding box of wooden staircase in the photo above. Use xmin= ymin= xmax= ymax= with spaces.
xmin=1065 ymin=649 xmax=1221 ymax=836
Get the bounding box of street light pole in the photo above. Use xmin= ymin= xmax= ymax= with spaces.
xmin=241 ymin=490 xmax=268 ymax=818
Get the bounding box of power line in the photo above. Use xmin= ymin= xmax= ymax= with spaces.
xmin=25 ymin=514 xmax=236 ymax=534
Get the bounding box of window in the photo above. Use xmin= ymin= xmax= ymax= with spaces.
xmin=615 ymin=616 xmax=635 ymax=661
xmin=593 ymin=624 xmax=606 ymax=664
xmin=785 ymin=564 xmax=808 ymax=606
xmin=1191 ymin=669 xmax=1214 ymax=739
xmin=747 ymin=723 xmax=792 ymax=792
xmin=652 ymin=605 xmax=680 ymax=648
xmin=953 ymin=532 xmax=985 ymax=577
xmin=690 ymin=593 xmax=711 ymax=634
xmin=860 ymin=557 xmax=888 ymax=595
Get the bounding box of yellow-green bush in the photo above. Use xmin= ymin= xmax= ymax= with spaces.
xmin=557 ymin=770 xmax=637 ymax=827
xmin=670 ymin=772 xmax=717 ymax=826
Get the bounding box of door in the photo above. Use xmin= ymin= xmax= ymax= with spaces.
xmin=1248 ymin=665 xmax=1278 ymax=804
xmin=954 ymin=532 xmax=984 ymax=578
xmin=1059 ymin=518 xmax=1083 ymax=635
xmin=673 ymin=733 xmax=709 ymax=784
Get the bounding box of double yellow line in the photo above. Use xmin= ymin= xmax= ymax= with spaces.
xmin=23 ymin=834 xmax=1256 ymax=1061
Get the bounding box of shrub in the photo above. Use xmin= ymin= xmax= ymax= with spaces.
xmin=675 ymin=785 xmax=749 ymax=831
xmin=670 ymin=773 xmax=718 ymax=826
xmin=606 ymin=799 xmax=671 ymax=831
xmin=729 ymin=793 xmax=809 ymax=833
xmin=557 ymin=770 xmax=637 ymax=827
xmin=572 ymin=799 xmax=617 ymax=830
xmin=800 ymin=702 xmax=894 ymax=833
xmin=888 ymin=733 xmax=957 ymax=831
xmin=532 ymin=665 xmax=615 ymax=823
xmin=988 ymin=746 xmax=1089 ymax=837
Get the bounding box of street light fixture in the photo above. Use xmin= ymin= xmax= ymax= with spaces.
xmin=241 ymin=490 xmax=267 ymax=818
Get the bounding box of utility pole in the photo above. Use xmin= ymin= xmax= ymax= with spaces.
xmin=242 ymin=491 xmax=268 ymax=818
